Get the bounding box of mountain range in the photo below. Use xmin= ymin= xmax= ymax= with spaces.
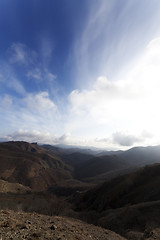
xmin=1 ymin=141 xmax=160 ymax=239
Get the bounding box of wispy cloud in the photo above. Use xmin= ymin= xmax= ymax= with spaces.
xmin=27 ymin=68 xmax=42 ymax=81
xmin=9 ymin=43 xmax=37 ymax=66
xmin=0 ymin=61 xmax=26 ymax=95
xmin=39 ymin=34 xmax=54 ymax=61
xmin=0 ymin=95 xmax=12 ymax=111
xmin=72 ymin=1 xmax=112 ymax=86
xmin=72 ymin=0 xmax=160 ymax=88
xmin=8 ymin=77 xmax=26 ymax=95
xmin=27 ymin=68 xmax=56 ymax=83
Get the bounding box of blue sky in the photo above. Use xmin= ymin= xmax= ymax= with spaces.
xmin=1 ymin=0 xmax=160 ymax=149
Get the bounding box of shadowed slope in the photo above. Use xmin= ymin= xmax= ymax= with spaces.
xmin=76 ymin=164 xmax=160 ymax=212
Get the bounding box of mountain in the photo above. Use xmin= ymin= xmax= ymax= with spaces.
xmin=61 ymin=152 xmax=94 ymax=167
xmin=0 ymin=141 xmax=131 ymax=194
xmin=42 ymin=143 xmax=160 ymax=169
xmin=73 ymin=155 xmax=129 ymax=181
xmin=41 ymin=144 xmax=100 ymax=155
xmin=0 ymin=141 xmax=83 ymax=192
xmin=1 ymin=141 xmax=160 ymax=239
xmin=2 ymin=142 xmax=160 ymax=192
xmin=42 ymin=144 xmax=132 ymax=183
xmin=76 ymin=163 xmax=160 ymax=211
xmin=119 ymin=145 xmax=160 ymax=166
xmin=74 ymin=163 xmax=160 ymax=237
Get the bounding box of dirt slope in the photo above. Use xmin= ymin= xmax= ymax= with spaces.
xmin=0 ymin=210 xmax=126 ymax=240
xmin=0 ymin=179 xmax=31 ymax=193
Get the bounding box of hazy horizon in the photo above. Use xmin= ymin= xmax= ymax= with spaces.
xmin=1 ymin=0 xmax=160 ymax=150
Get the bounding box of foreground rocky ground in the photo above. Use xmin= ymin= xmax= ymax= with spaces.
xmin=0 ymin=210 xmax=126 ymax=240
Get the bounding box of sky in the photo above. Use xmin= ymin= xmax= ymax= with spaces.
xmin=1 ymin=0 xmax=160 ymax=149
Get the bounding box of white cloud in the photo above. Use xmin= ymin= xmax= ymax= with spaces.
xmin=0 ymin=129 xmax=71 ymax=145
xmin=9 ymin=43 xmax=37 ymax=65
xmin=0 ymin=61 xmax=26 ymax=95
xmin=23 ymin=92 xmax=56 ymax=113
xmin=66 ymin=37 xmax=160 ymax=148
xmin=55 ymin=133 xmax=71 ymax=144
xmin=69 ymin=76 xmax=136 ymax=124
xmin=8 ymin=77 xmax=26 ymax=95
xmin=112 ymin=132 xmax=142 ymax=146
xmin=9 ymin=130 xmax=53 ymax=143
xmin=0 ymin=90 xmax=60 ymax=140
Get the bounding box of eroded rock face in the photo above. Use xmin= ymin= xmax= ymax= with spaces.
xmin=0 ymin=210 xmax=126 ymax=240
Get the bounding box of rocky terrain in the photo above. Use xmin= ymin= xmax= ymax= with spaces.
xmin=0 ymin=210 xmax=126 ymax=240
xmin=0 ymin=179 xmax=32 ymax=193
xmin=0 ymin=141 xmax=86 ymax=192
xmin=1 ymin=141 xmax=160 ymax=239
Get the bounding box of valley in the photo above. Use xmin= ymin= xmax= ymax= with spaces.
xmin=1 ymin=141 xmax=160 ymax=239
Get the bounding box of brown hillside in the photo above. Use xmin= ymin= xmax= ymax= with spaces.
xmin=98 ymin=200 xmax=160 ymax=237
xmin=0 ymin=179 xmax=31 ymax=193
xmin=0 ymin=209 xmax=126 ymax=240
xmin=0 ymin=141 xmax=84 ymax=191
xmin=74 ymin=155 xmax=129 ymax=180
xmin=74 ymin=164 xmax=160 ymax=238
xmin=76 ymin=163 xmax=160 ymax=212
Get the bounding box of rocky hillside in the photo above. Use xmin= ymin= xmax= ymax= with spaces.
xmin=1 ymin=142 xmax=160 ymax=239
xmin=0 ymin=179 xmax=31 ymax=193
xmin=0 ymin=210 xmax=126 ymax=240
xmin=0 ymin=141 xmax=83 ymax=192
xmin=73 ymin=163 xmax=160 ymax=238
xmin=76 ymin=163 xmax=160 ymax=212
xmin=0 ymin=141 xmax=134 ymax=193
